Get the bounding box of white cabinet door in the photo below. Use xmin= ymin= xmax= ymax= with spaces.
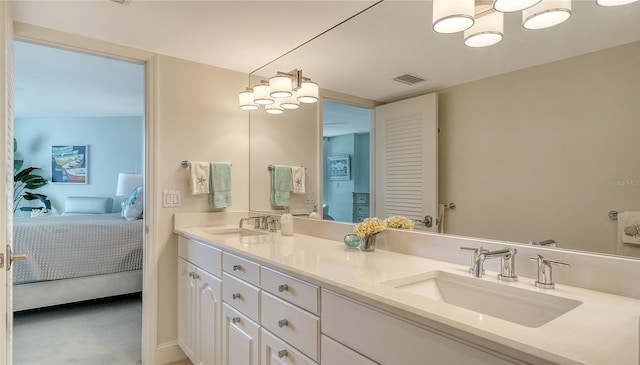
xmin=178 ymin=258 xmax=197 ymax=363
xmin=222 ymin=303 xmax=260 ymax=365
xmin=261 ymin=329 xmax=316 ymax=365
xmin=197 ymin=268 xmax=222 ymax=365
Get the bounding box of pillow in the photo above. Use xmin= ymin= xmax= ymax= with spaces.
xmin=63 ymin=196 xmax=113 ymax=215
xmin=121 ymin=186 xmax=144 ymax=221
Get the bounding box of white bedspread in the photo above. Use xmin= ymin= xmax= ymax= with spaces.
xmin=13 ymin=213 xmax=143 ymax=284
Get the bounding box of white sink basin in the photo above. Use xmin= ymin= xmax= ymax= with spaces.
xmin=201 ymin=227 xmax=268 ymax=237
xmin=381 ymin=270 xmax=582 ymax=328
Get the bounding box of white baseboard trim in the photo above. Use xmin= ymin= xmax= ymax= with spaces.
xmin=155 ymin=341 xmax=186 ymax=365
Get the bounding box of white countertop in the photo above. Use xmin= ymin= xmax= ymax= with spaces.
xmin=175 ymin=225 xmax=640 ymax=365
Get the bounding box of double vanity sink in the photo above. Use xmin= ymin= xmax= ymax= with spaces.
xmin=175 ymin=220 xmax=640 ymax=365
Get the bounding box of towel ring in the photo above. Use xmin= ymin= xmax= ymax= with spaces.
xmin=609 ymin=210 xmax=618 ymax=220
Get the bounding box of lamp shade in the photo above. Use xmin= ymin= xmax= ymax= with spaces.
xmin=265 ymin=99 xmax=284 ymax=115
xmin=269 ymin=75 xmax=293 ymax=98
xmin=432 ymin=0 xmax=475 ymax=34
xmin=239 ymin=88 xmax=258 ymax=111
xmin=494 ymin=0 xmax=541 ymax=12
xmin=596 ymin=0 xmax=638 ymax=5
xmin=116 ymin=173 xmax=143 ymax=196
xmin=464 ymin=11 xmax=504 ymax=48
xmin=253 ymin=83 xmax=274 ymax=105
xmin=280 ymin=92 xmax=300 ymax=109
xmin=297 ymin=81 xmax=319 ymax=103
xmin=523 ymin=0 xmax=571 ymax=30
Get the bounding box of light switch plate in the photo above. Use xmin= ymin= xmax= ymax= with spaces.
xmin=163 ymin=190 xmax=180 ymax=208
xmin=305 ymin=192 xmax=315 ymax=204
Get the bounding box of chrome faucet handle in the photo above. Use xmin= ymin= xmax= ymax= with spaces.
xmin=260 ymin=216 xmax=269 ymax=230
xmin=497 ymin=248 xmax=518 ymax=282
xmin=268 ymin=216 xmax=279 ymax=232
xmin=529 ymin=255 xmax=570 ymax=289
xmin=460 ymin=246 xmax=489 ymax=275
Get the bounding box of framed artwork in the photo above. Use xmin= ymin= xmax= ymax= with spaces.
xmin=328 ymin=155 xmax=351 ymax=181
xmin=51 ymin=145 xmax=88 ymax=184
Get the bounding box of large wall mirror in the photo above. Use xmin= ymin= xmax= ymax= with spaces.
xmin=249 ymin=0 xmax=640 ymax=260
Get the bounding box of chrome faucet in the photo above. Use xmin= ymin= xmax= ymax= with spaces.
xmin=472 ymin=248 xmax=518 ymax=281
xmin=238 ymin=216 xmax=263 ymax=229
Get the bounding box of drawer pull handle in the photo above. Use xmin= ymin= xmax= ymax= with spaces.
xmin=277 ymin=350 xmax=288 ymax=358
xmin=278 ymin=284 xmax=289 ymax=292
xmin=231 ymin=317 xmax=241 ymax=324
xmin=188 ymin=272 xmax=195 ymax=278
xmin=232 ymin=264 xmax=242 ymax=271
xmin=232 ymin=293 xmax=241 ymax=300
xmin=278 ymin=319 xmax=288 ymax=328
xmin=192 ymin=273 xmax=200 ymax=280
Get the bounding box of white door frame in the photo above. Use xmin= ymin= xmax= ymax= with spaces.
xmin=9 ymin=22 xmax=159 ymax=364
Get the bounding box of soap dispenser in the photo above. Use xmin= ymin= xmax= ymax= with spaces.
xmin=281 ymin=207 xmax=294 ymax=236
xmin=309 ymin=205 xmax=322 ymax=220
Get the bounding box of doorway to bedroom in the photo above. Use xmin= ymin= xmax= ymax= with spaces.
xmin=11 ymin=41 xmax=145 ymax=364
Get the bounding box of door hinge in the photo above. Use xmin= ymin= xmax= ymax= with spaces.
xmin=0 ymin=252 xmax=4 ymax=269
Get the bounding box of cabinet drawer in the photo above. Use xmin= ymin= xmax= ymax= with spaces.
xmin=261 ymin=328 xmax=317 ymax=365
xmin=322 ymin=290 xmax=518 ymax=365
xmin=179 ymin=236 xmax=222 ymax=277
xmin=355 ymin=206 xmax=369 ymax=215
xmin=321 ymin=335 xmax=378 ymax=365
xmin=223 ymin=272 xmax=260 ymax=322
xmin=223 ymin=251 xmax=261 ymax=286
xmin=261 ymin=267 xmax=319 ymax=315
xmin=261 ymin=292 xmax=319 ymax=362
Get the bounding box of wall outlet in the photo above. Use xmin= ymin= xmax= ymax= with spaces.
xmin=305 ymin=192 xmax=316 ymax=204
xmin=163 ymin=190 xmax=180 ymax=208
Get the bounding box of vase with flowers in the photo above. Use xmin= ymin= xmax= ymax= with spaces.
xmin=354 ymin=217 xmax=386 ymax=252
xmin=384 ymin=215 xmax=415 ymax=230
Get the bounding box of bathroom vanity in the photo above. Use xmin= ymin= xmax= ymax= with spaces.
xmin=174 ymin=213 xmax=640 ymax=365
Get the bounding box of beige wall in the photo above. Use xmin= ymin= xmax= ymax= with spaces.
xmin=438 ymin=41 xmax=640 ymax=255
xmin=155 ymin=55 xmax=249 ymax=345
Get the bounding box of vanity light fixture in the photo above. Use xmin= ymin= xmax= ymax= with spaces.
xmin=238 ymin=69 xmax=318 ymax=114
xmin=432 ymin=0 xmax=476 ymax=34
xmin=464 ymin=11 xmax=504 ymax=47
xmin=596 ymin=0 xmax=638 ymax=6
xmin=522 ymin=0 xmax=572 ymax=30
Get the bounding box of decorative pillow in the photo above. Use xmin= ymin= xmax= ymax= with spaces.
xmin=121 ymin=186 xmax=144 ymax=221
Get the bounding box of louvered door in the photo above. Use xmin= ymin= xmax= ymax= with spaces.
xmin=374 ymin=93 xmax=438 ymax=231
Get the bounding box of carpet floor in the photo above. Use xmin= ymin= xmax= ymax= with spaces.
xmin=13 ymin=293 xmax=142 ymax=365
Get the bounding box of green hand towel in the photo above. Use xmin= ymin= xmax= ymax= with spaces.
xmin=270 ymin=165 xmax=291 ymax=207
xmin=209 ymin=162 xmax=232 ymax=208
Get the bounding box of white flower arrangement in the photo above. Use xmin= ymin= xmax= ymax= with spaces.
xmin=354 ymin=217 xmax=386 ymax=237
xmin=384 ymin=215 xmax=414 ymax=230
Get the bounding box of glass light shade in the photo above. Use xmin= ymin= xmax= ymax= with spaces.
xmin=265 ymin=99 xmax=284 ymax=115
xmin=297 ymin=81 xmax=319 ymax=103
xmin=432 ymin=0 xmax=475 ymax=34
xmin=116 ymin=173 xmax=143 ymax=196
xmin=280 ymin=93 xmax=300 ymax=110
xmin=238 ymin=88 xmax=258 ymax=111
xmin=464 ymin=11 xmax=504 ymax=48
xmin=269 ymin=75 xmax=293 ymax=98
xmin=253 ymin=84 xmax=274 ymax=105
xmin=493 ymin=0 xmax=541 ymax=12
xmin=596 ymin=0 xmax=638 ymax=5
xmin=523 ymin=0 xmax=571 ymax=30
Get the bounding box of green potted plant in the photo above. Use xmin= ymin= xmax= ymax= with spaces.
xmin=13 ymin=138 xmax=50 ymax=213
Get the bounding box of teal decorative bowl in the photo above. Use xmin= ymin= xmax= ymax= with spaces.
xmin=343 ymin=234 xmax=362 ymax=249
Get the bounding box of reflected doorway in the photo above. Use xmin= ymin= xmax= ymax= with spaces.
xmin=322 ymin=99 xmax=373 ymax=222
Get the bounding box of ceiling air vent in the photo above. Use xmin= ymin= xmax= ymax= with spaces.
xmin=393 ymin=73 xmax=428 ymax=86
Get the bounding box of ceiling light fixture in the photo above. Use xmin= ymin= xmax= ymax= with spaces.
xmin=522 ymin=0 xmax=572 ymax=30
xmin=596 ymin=0 xmax=638 ymax=6
xmin=493 ymin=0 xmax=541 ymax=12
xmin=432 ymin=0 xmax=475 ymax=34
xmin=238 ymin=69 xmax=318 ymax=114
xmin=464 ymin=11 xmax=504 ymax=47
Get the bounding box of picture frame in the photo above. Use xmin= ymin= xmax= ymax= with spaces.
xmin=51 ymin=145 xmax=88 ymax=184
xmin=328 ymin=155 xmax=351 ymax=181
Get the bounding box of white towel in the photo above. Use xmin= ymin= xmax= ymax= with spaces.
xmin=616 ymin=211 xmax=640 ymax=258
xmin=291 ymin=166 xmax=305 ymax=194
xmin=189 ymin=161 xmax=210 ymax=195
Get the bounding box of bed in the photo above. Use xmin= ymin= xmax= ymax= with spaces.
xmin=12 ymin=197 xmax=144 ymax=311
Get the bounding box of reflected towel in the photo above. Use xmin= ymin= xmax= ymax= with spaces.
xmin=291 ymin=166 xmax=305 ymax=194
xmin=189 ymin=161 xmax=210 ymax=195
xmin=270 ymin=165 xmax=291 ymax=207
xmin=616 ymin=211 xmax=640 ymax=258
xmin=209 ymin=162 xmax=232 ymax=208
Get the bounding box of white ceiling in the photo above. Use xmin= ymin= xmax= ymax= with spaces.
xmin=9 ymin=0 xmax=640 ymax=125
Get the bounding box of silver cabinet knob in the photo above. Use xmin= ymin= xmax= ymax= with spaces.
xmin=232 ymin=264 xmax=242 ymax=271
xmin=278 ymin=284 xmax=289 ymax=292
xmin=278 ymin=319 xmax=288 ymax=328
xmin=232 ymin=293 xmax=241 ymax=300
xmin=192 ymin=273 xmax=200 ymax=280
xmin=231 ymin=317 xmax=241 ymax=324
xmin=277 ymin=350 xmax=288 ymax=358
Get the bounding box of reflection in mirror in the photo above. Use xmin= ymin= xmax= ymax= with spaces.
xmin=249 ymin=1 xmax=640 ymax=259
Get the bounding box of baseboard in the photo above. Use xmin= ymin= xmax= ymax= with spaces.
xmin=155 ymin=341 xmax=187 ymax=365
